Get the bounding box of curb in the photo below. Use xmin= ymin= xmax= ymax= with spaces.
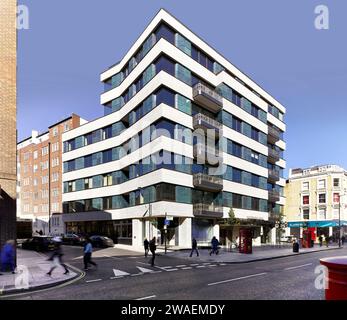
xmin=167 ymin=247 xmax=344 ymax=264
xmin=0 ymin=263 xmax=85 ymax=297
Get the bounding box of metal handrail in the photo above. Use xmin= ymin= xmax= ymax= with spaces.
xmin=193 ymin=203 xmax=223 ymax=213
xmin=193 ymin=172 xmax=223 ymax=185
xmin=193 ymin=113 xmax=223 ymax=130
xmin=193 ymin=83 xmax=223 ymax=104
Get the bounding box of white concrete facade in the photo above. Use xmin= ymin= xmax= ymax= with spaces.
xmin=61 ymin=9 xmax=286 ymax=248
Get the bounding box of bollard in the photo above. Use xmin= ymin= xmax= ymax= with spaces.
xmin=320 ymin=256 xmax=347 ymax=300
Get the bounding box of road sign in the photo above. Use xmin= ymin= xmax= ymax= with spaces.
xmin=164 ymin=219 xmax=170 ymax=226
xmin=166 ymin=216 xmax=173 ymax=221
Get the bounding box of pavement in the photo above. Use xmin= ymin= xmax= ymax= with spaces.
xmin=163 ymin=243 xmax=343 ymax=263
xmin=0 ymin=249 xmax=81 ymax=295
xmin=3 ymin=245 xmax=346 ymax=300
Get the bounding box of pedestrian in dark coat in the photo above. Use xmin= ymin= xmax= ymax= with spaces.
xmin=0 ymin=240 xmax=15 ymax=274
xmin=189 ymin=238 xmax=199 ymax=257
xmin=47 ymin=238 xmax=69 ymax=276
xmin=318 ymin=235 xmax=323 ymax=247
xmin=144 ymin=238 xmax=149 ymax=257
xmin=210 ymin=236 xmax=220 ymax=256
xmin=149 ymin=237 xmax=157 ymax=267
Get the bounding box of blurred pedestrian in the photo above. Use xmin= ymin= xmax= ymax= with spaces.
xmin=0 ymin=240 xmax=16 ymax=274
xmin=149 ymin=237 xmax=156 ymax=267
xmin=189 ymin=238 xmax=199 ymax=257
xmin=83 ymin=237 xmax=97 ymax=271
xmin=144 ymin=238 xmax=149 ymax=257
xmin=47 ymin=237 xmax=69 ymax=276
xmin=209 ymin=236 xmax=220 ymax=256
xmin=318 ymin=235 xmax=323 ymax=247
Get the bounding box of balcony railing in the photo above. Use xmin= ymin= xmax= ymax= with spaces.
xmin=193 ymin=143 xmax=223 ymax=167
xmin=268 ymin=190 xmax=280 ymax=203
xmin=267 ymin=126 xmax=280 ymax=143
xmin=193 ymin=203 xmax=223 ymax=218
xmin=193 ymin=113 xmax=223 ymax=137
xmin=268 ymin=148 xmax=280 ymax=163
xmin=268 ymin=169 xmax=280 ymax=182
xmin=193 ymin=83 xmax=223 ymax=113
xmin=193 ymin=173 xmax=223 ymax=192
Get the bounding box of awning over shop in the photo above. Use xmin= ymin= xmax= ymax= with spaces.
xmin=288 ymin=220 xmax=347 ymax=228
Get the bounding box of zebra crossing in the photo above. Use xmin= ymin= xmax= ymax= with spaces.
xmin=84 ymin=262 xmax=228 ymax=283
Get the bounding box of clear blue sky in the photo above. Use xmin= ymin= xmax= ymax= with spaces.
xmin=18 ymin=0 xmax=347 ymax=176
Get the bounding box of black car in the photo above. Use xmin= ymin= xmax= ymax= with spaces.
xmin=62 ymin=233 xmax=85 ymax=246
xmin=90 ymin=235 xmax=114 ymax=248
xmin=22 ymin=236 xmax=55 ymax=252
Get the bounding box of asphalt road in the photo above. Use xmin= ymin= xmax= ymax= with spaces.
xmin=4 ymin=245 xmax=347 ymax=300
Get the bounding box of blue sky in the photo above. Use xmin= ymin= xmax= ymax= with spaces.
xmin=18 ymin=0 xmax=347 ymax=176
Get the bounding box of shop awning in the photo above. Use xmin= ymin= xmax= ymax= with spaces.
xmin=288 ymin=220 xmax=347 ymax=228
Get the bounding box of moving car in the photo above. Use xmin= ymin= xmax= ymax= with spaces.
xmin=21 ymin=236 xmax=55 ymax=252
xmin=90 ymin=235 xmax=114 ymax=248
xmin=62 ymin=233 xmax=85 ymax=246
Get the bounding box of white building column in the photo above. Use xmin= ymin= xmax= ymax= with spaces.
xmin=132 ymin=219 xmax=143 ymax=248
xmin=178 ymin=217 xmax=191 ymax=248
xmin=213 ymin=223 xmax=220 ymax=239
xmin=329 ymin=226 xmax=333 ymax=236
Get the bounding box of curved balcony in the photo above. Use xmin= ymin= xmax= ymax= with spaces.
xmin=193 ymin=173 xmax=223 ymax=192
xmin=193 ymin=83 xmax=223 ymax=113
xmin=193 ymin=113 xmax=223 ymax=138
xmin=193 ymin=203 xmax=223 ymax=218
xmin=268 ymin=126 xmax=280 ymax=144
xmin=268 ymin=169 xmax=280 ymax=183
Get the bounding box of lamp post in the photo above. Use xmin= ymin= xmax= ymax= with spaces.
xmin=337 ymin=190 xmax=347 ymax=248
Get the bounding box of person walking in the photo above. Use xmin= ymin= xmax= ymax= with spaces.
xmin=189 ymin=238 xmax=199 ymax=257
xmin=47 ymin=237 xmax=69 ymax=276
xmin=325 ymin=235 xmax=329 ymax=248
xmin=144 ymin=238 xmax=149 ymax=257
xmin=83 ymin=237 xmax=97 ymax=271
xmin=318 ymin=235 xmax=323 ymax=247
xmin=149 ymin=237 xmax=157 ymax=267
xmin=0 ymin=240 xmax=16 ymax=274
xmin=209 ymin=236 xmax=220 ymax=256
xmin=341 ymin=235 xmax=345 ymax=245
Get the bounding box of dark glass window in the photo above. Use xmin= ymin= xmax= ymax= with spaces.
xmin=232 ymin=117 xmax=242 ymax=132
xmin=155 ymin=23 xmax=175 ymax=44
xmin=156 ymin=87 xmax=175 ymax=106
xmin=232 ymin=168 xmax=242 ymax=183
xmin=232 ymin=142 xmax=242 ymax=158
xmin=155 ymin=55 xmax=175 ymax=75
xmin=233 ymin=194 xmax=242 ymax=208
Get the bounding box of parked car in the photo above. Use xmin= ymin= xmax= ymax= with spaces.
xmin=280 ymin=235 xmax=296 ymax=243
xmin=62 ymin=233 xmax=85 ymax=246
xmin=21 ymin=236 xmax=55 ymax=252
xmin=90 ymin=235 xmax=114 ymax=248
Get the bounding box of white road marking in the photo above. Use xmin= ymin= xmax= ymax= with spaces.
xmin=190 ymin=264 xmax=199 ymax=266
xmin=219 ymin=263 xmax=227 ymax=266
xmin=113 ymin=269 xmax=130 ymax=277
xmin=176 ymin=265 xmax=187 ymax=268
xmin=103 ymin=255 xmax=120 ymax=260
xmin=208 ymin=264 xmax=217 ymax=267
xmin=284 ymin=263 xmax=313 ymax=271
xmin=197 ymin=265 xmax=206 ymax=268
xmin=137 ymin=266 xmax=155 ymax=273
xmin=166 ymin=268 xmax=178 ymax=272
xmin=135 ymin=295 xmax=156 ymax=300
xmin=130 ymin=274 xmax=142 ymax=277
xmin=208 ymin=273 xmax=267 ymax=286
xmin=110 ymin=276 xmax=124 ymax=279
xmin=182 ymin=267 xmax=192 ymax=270
xmin=86 ymin=279 xmax=102 ymax=283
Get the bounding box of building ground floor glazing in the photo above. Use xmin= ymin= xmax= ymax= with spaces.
xmin=64 ymin=216 xmax=278 ymax=248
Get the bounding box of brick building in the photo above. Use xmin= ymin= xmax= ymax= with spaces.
xmin=17 ymin=114 xmax=86 ymax=235
xmin=0 ymin=0 xmax=17 ymax=249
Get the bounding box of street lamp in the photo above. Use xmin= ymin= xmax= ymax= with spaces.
xmin=337 ymin=190 xmax=347 ymax=248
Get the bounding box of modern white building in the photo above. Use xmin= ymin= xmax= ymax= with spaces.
xmin=61 ymin=9 xmax=286 ymax=249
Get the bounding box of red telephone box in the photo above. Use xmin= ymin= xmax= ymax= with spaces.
xmin=239 ymin=228 xmax=252 ymax=254
xmin=302 ymin=230 xmax=312 ymax=248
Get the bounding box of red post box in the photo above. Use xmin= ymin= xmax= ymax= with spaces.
xmin=320 ymin=256 xmax=347 ymax=300
xmin=239 ymin=228 xmax=252 ymax=254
